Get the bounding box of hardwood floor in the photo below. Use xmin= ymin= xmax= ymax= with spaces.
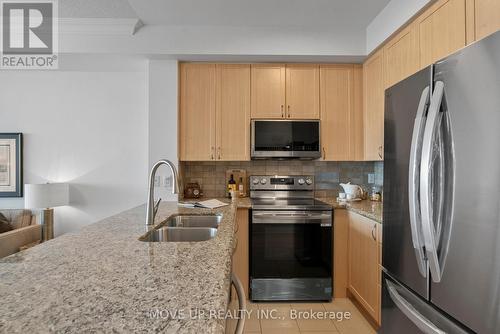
xmin=241 ymin=298 xmax=376 ymax=334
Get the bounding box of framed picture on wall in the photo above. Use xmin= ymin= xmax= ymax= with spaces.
xmin=0 ymin=133 xmax=23 ymax=197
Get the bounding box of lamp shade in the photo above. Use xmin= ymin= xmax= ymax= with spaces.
xmin=24 ymin=183 xmax=69 ymax=209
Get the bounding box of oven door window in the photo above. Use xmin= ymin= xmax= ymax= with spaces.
xmin=251 ymin=221 xmax=332 ymax=279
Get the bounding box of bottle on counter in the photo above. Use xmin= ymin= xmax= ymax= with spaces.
xmin=227 ymin=174 xmax=237 ymax=198
xmin=238 ymin=177 xmax=245 ymax=197
xmin=370 ymin=186 xmax=382 ymax=202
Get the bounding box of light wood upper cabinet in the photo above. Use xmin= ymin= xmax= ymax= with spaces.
xmin=383 ymin=23 xmax=420 ymax=88
xmin=418 ymin=0 xmax=466 ymax=67
xmin=320 ymin=65 xmax=363 ymax=161
xmin=352 ymin=66 xmax=364 ymax=160
xmin=285 ymin=65 xmax=320 ymax=119
xmin=179 ymin=63 xmax=216 ymax=161
xmin=348 ymin=212 xmax=381 ymax=325
xmin=251 ymin=64 xmax=286 ymax=119
xmin=363 ymin=49 xmax=385 ymax=161
xmin=216 ymin=64 xmax=251 ymax=161
xmin=179 ymin=63 xmax=250 ymax=161
xmin=475 ymin=0 xmax=500 ymax=40
xmin=251 ymin=64 xmax=320 ymax=120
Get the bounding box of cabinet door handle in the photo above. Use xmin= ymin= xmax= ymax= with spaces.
xmin=218 ymin=147 xmax=221 ymax=160
xmin=211 ymin=146 xmax=214 ymax=160
xmin=322 ymin=147 xmax=326 ymax=160
xmin=281 ymin=105 xmax=284 ymax=118
xmin=233 ymin=237 xmax=238 ymax=254
xmin=287 ymin=105 xmax=291 ymax=118
xmin=378 ymin=145 xmax=383 ymax=159
xmin=372 ymin=224 xmax=377 ymax=241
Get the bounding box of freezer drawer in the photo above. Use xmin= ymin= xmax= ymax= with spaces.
xmin=379 ymin=273 xmax=471 ymax=334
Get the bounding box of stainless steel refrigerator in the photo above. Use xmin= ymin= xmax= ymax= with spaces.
xmin=380 ymin=30 xmax=500 ymax=334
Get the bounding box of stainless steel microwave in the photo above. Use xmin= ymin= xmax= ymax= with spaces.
xmin=251 ymin=120 xmax=321 ymax=159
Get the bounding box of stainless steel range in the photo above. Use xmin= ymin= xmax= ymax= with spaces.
xmin=249 ymin=175 xmax=333 ymax=302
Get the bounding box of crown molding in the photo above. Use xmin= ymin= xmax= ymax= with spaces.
xmin=59 ymin=18 xmax=143 ymax=36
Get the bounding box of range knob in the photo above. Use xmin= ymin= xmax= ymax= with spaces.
xmin=305 ymin=178 xmax=313 ymax=185
xmin=252 ymin=178 xmax=260 ymax=185
xmin=260 ymin=178 xmax=267 ymax=185
xmin=298 ymin=178 xmax=305 ymax=185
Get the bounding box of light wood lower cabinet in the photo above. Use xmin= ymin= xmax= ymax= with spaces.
xmin=320 ymin=65 xmax=364 ymax=161
xmin=232 ymin=208 xmax=249 ymax=297
xmin=334 ymin=210 xmax=349 ymax=298
xmin=179 ymin=63 xmax=250 ymax=161
xmin=348 ymin=211 xmax=382 ymax=325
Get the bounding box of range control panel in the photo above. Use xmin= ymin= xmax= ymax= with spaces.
xmin=249 ymin=175 xmax=314 ymax=191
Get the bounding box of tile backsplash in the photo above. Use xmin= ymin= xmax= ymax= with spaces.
xmin=180 ymin=160 xmax=383 ymax=198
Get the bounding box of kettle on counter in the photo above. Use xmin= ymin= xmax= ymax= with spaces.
xmin=339 ymin=182 xmax=363 ymax=198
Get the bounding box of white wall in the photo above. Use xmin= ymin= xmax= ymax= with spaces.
xmin=147 ymin=59 xmax=178 ymax=202
xmin=0 ymin=55 xmax=148 ymax=236
xmin=366 ymin=0 xmax=431 ymax=53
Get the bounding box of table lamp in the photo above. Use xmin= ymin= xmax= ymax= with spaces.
xmin=24 ymin=183 xmax=69 ymax=240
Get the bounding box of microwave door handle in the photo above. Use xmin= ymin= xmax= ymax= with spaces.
xmin=386 ymin=279 xmax=446 ymax=334
xmin=420 ymin=81 xmax=445 ymax=283
xmin=408 ymin=86 xmax=430 ymax=278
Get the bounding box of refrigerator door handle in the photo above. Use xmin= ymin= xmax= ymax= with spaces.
xmin=386 ymin=279 xmax=446 ymax=334
xmin=408 ymin=85 xmax=430 ymax=278
xmin=420 ymin=81 xmax=445 ymax=283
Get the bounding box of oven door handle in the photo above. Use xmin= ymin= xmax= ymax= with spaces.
xmin=252 ymin=212 xmax=332 ymax=226
xmin=252 ymin=212 xmax=331 ymax=219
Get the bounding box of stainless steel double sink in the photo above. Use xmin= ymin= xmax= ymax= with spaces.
xmin=139 ymin=214 xmax=222 ymax=242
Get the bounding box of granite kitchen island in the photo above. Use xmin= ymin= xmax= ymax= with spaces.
xmin=0 ymin=201 xmax=238 ymax=334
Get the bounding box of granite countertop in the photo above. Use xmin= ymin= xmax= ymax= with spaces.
xmin=182 ymin=197 xmax=252 ymax=209
xmin=318 ymin=198 xmax=383 ymax=223
xmin=232 ymin=197 xmax=252 ymax=209
xmin=230 ymin=196 xmax=382 ymax=224
xmin=0 ymin=201 xmax=238 ymax=334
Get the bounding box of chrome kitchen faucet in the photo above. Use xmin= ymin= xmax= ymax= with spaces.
xmin=146 ymin=160 xmax=179 ymax=226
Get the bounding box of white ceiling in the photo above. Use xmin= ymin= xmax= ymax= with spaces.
xmin=60 ymin=0 xmax=137 ymax=19
xmin=57 ymin=0 xmax=403 ymax=57
xmin=60 ymin=0 xmax=391 ymax=29
xmin=127 ymin=0 xmax=390 ymax=27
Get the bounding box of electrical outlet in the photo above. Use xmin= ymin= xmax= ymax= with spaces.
xmin=154 ymin=176 xmax=161 ymax=187
xmin=368 ymin=173 xmax=375 ymax=184
xmin=163 ymin=176 xmax=172 ymax=188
